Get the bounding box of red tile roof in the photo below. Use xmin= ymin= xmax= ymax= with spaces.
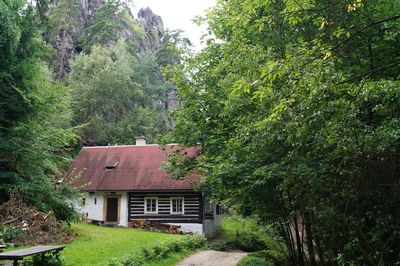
xmin=65 ymin=145 xmax=201 ymax=191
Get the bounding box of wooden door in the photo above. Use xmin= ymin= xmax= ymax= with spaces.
xmin=106 ymin=197 xmax=118 ymax=222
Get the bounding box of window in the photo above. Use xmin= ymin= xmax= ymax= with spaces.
xmin=105 ymin=161 xmax=118 ymax=170
xmin=144 ymin=197 xmax=158 ymax=214
xmin=94 ymin=198 xmax=97 ymax=205
xmin=170 ymin=197 xmax=184 ymax=214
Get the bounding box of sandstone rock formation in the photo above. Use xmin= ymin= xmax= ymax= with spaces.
xmin=51 ymin=1 xmax=164 ymax=79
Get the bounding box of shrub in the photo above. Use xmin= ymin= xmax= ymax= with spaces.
xmin=210 ymin=240 xmax=232 ymax=251
xmin=152 ymin=243 xmax=169 ymax=259
xmin=120 ymin=254 xmax=144 ymax=266
xmin=167 ymin=240 xmax=182 ymax=252
xmin=106 ymin=258 xmax=122 ymax=266
xmin=0 ymin=227 xmax=23 ymax=242
xmin=238 ymin=254 xmax=268 ymax=266
xmin=107 ymin=234 xmax=207 ymax=266
xmin=141 ymin=247 xmax=152 ymax=261
xmin=233 ymin=228 xmax=268 ymax=252
xmin=24 ymin=253 xmax=64 ymax=266
xmin=183 ymin=234 xmax=208 ymax=249
xmin=238 ymin=250 xmax=285 ymax=266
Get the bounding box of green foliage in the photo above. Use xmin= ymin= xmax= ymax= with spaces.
xmin=210 ymin=240 xmax=229 ymax=251
xmin=0 ymin=0 xmax=79 ymax=221
xmin=238 ymin=250 xmax=285 ymax=266
xmin=107 ymin=234 xmax=207 ymax=266
xmin=62 ymin=223 xmax=181 ymax=265
xmin=132 ymin=53 xmax=173 ymax=109
xmin=234 ymin=229 xmax=268 ymax=252
xmin=229 ymin=217 xmax=282 ymax=254
xmin=0 ymin=227 xmax=22 ymax=242
xmin=238 ymin=254 xmax=268 ymax=266
xmin=168 ymin=0 xmax=400 ymax=264
xmin=25 ymin=253 xmax=64 ymax=266
xmin=156 ymin=29 xmax=192 ymax=67
xmin=80 ymin=0 xmax=143 ymax=52
xmin=161 ymin=148 xmax=198 ymax=179
xmin=69 ymin=40 xmax=167 ymax=145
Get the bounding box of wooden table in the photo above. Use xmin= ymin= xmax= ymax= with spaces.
xmin=0 ymin=245 xmax=64 ymax=266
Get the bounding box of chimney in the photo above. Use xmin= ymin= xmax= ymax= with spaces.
xmin=135 ymin=136 xmax=147 ymax=146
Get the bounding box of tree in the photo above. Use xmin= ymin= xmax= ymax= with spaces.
xmin=80 ymin=0 xmax=144 ymax=52
xmin=70 ymin=40 xmax=165 ymax=145
xmin=0 ymin=0 xmax=79 ymax=220
xmin=168 ymin=0 xmax=400 ymax=264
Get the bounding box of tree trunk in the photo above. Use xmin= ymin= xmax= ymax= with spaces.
xmin=293 ymin=214 xmax=305 ymax=266
xmin=305 ymin=211 xmax=316 ymax=266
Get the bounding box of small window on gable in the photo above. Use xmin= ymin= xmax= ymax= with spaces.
xmin=144 ymin=197 xmax=158 ymax=214
xmin=171 ymin=197 xmax=184 ymax=214
xmin=105 ymin=161 xmax=118 ymax=170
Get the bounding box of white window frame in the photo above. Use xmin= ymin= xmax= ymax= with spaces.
xmin=170 ymin=197 xmax=184 ymax=214
xmin=144 ymin=197 xmax=158 ymax=214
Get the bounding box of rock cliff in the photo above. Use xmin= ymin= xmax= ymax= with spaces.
xmin=51 ymin=1 xmax=164 ymax=79
xmin=137 ymin=7 xmax=164 ymax=54
xmin=49 ymin=0 xmax=178 ymax=125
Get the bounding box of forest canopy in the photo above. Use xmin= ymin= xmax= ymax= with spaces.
xmin=0 ymin=0 xmax=183 ymax=220
xmin=167 ymin=0 xmax=400 ymax=264
xmin=1 ymin=0 xmax=399 ymax=264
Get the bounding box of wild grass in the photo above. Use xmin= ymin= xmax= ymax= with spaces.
xmin=218 ymin=215 xmax=243 ymax=241
xmin=63 ymin=223 xmax=183 ymax=266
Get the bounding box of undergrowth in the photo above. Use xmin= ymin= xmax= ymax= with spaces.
xmin=106 ymin=234 xmax=207 ymax=266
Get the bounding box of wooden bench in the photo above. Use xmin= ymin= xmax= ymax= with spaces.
xmin=0 ymin=245 xmax=64 ymax=266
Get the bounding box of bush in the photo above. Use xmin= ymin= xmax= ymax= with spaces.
xmin=120 ymin=254 xmax=144 ymax=266
xmin=106 ymin=258 xmax=122 ymax=266
xmin=238 ymin=254 xmax=268 ymax=266
xmin=107 ymin=234 xmax=207 ymax=266
xmin=141 ymin=247 xmax=151 ymax=261
xmin=152 ymin=243 xmax=169 ymax=259
xmin=210 ymin=240 xmax=232 ymax=251
xmin=24 ymin=253 xmax=64 ymax=266
xmin=168 ymin=240 xmax=183 ymax=252
xmin=182 ymin=234 xmax=208 ymax=249
xmin=238 ymin=250 xmax=285 ymax=266
xmin=0 ymin=227 xmax=23 ymax=242
xmin=233 ymin=227 xmax=268 ymax=252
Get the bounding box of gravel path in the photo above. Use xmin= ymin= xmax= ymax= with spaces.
xmin=176 ymin=250 xmax=247 ymax=266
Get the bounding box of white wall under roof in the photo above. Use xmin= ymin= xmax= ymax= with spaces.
xmin=79 ymin=192 xmax=128 ymax=227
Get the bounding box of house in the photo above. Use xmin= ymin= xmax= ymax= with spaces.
xmin=65 ymin=137 xmax=221 ymax=238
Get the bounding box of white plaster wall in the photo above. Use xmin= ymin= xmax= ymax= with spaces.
xmin=166 ymin=223 xmax=203 ymax=235
xmin=83 ymin=192 xmax=104 ymax=222
xmin=81 ymin=192 xmax=128 ymax=226
xmin=119 ymin=192 xmax=128 ymax=227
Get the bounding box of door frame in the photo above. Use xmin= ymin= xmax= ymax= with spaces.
xmin=103 ymin=194 xmax=121 ymax=224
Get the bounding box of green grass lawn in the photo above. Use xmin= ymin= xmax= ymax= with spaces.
xmin=215 ymin=215 xmax=242 ymax=242
xmin=63 ymin=223 xmax=184 ymax=266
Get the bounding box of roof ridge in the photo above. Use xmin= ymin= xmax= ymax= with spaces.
xmin=82 ymin=144 xmax=161 ymax=149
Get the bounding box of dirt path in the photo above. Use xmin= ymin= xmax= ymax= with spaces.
xmin=176 ymin=250 xmax=247 ymax=266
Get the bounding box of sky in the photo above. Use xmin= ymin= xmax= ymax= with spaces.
xmin=131 ymin=0 xmax=216 ymax=51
